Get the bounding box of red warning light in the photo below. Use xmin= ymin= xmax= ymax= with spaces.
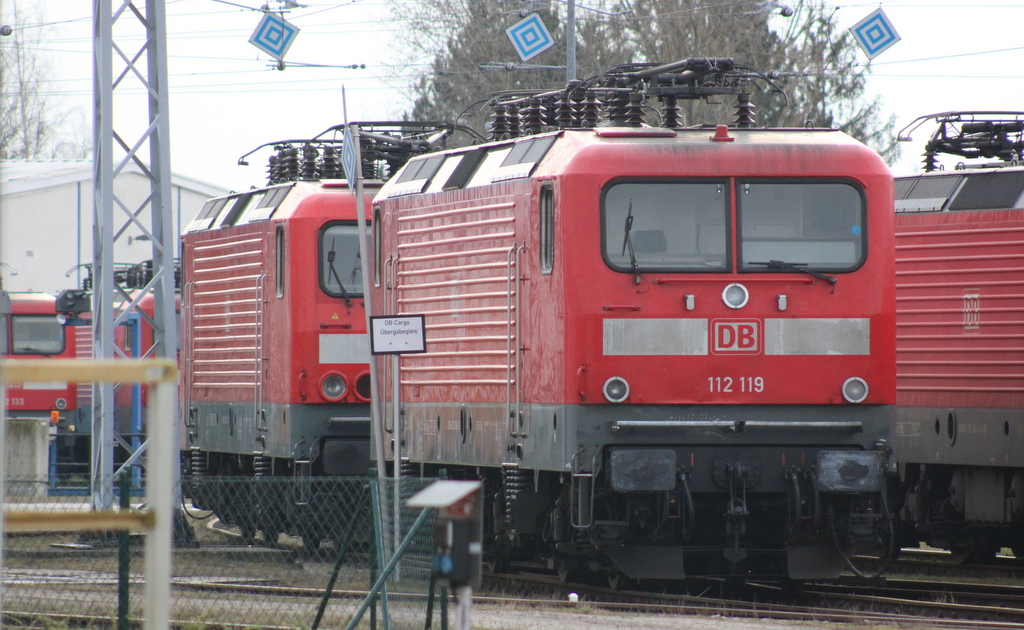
xmin=710 ymin=125 xmax=734 ymax=142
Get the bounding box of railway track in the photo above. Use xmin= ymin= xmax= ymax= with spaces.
xmin=8 ymin=534 xmax=1024 ymax=629
xmin=795 ymin=578 xmax=1024 ymax=624
xmin=483 ymin=564 xmax=1024 ymax=628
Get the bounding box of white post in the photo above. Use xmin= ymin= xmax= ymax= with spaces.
xmin=455 ymin=585 xmax=473 ymax=630
xmin=392 ymin=352 xmax=401 ymax=565
xmin=566 ymin=0 xmax=576 ymax=81
xmin=0 ymin=379 xmax=7 ymax=612
xmin=144 ymin=380 xmax=174 ymax=630
xmin=0 ymin=169 xmax=6 ymax=614
xmin=345 ymin=118 xmax=387 ymax=482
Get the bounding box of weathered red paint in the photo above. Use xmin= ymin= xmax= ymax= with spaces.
xmin=896 ymin=207 xmax=1024 ymax=409
xmin=181 ymin=182 xmax=373 ymax=409
xmin=3 ymin=292 xmax=79 ymax=414
xmin=374 ymin=128 xmax=896 ymax=408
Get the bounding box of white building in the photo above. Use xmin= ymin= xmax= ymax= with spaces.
xmin=0 ymin=160 xmax=227 ymax=294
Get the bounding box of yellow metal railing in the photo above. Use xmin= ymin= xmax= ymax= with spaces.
xmin=0 ymin=358 xmax=178 ymax=630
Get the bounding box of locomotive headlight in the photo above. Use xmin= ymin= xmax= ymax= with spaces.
xmin=354 ymin=372 xmax=372 ymax=402
xmin=320 ymin=373 xmax=348 ymax=401
xmin=54 ymin=398 xmax=68 ymax=410
xmin=603 ymin=376 xmax=630 ymax=403
xmin=722 ymin=283 xmax=749 ymax=309
xmin=842 ymin=377 xmax=869 ymax=404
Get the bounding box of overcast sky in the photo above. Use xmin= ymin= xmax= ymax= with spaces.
xmin=7 ymin=0 xmax=1024 ymax=192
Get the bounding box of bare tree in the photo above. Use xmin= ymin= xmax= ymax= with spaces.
xmin=0 ymin=6 xmax=89 ymax=160
xmin=385 ymin=0 xmax=898 ymax=162
xmin=772 ymin=2 xmax=899 ymax=162
xmin=389 ymin=0 xmax=628 ymax=136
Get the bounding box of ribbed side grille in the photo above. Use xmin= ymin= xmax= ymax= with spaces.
xmin=75 ymin=325 xmax=93 ymax=408
xmin=392 ymin=198 xmax=518 ymax=389
xmin=185 ymin=234 xmax=265 ymax=393
xmin=895 ymin=219 xmax=1024 ymax=405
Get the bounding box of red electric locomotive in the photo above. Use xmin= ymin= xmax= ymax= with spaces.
xmin=181 ymin=123 xmax=476 ymax=545
xmin=372 ymin=60 xmax=897 ymax=581
xmin=893 ymin=112 xmax=1024 ymax=559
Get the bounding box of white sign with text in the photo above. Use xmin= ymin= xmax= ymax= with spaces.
xmin=370 ymin=315 xmax=427 ymax=355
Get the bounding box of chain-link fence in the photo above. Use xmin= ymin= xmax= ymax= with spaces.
xmin=374 ymin=477 xmax=443 ymax=630
xmin=3 ymin=473 xmax=444 ymax=629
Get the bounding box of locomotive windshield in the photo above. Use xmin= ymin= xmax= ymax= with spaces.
xmin=737 ymin=181 xmax=864 ymax=271
xmin=603 ymin=181 xmax=729 ymax=272
xmin=9 ymin=315 xmax=64 ymax=355
xmin=602 ymin=179 xmax=864 ymax=275
xmin=0 ymin=315 xmax=8 ymax=353
xmin=319 ymin=223 xmax=364 ymax=298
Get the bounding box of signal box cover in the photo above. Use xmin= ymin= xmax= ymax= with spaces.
xmin=407 ymin=480 xmax=482 ymax=509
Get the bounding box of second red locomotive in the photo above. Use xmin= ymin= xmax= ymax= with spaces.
xmin=181 ymin=123 xmax=474 ymax=547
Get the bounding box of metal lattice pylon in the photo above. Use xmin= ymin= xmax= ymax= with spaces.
xmin=92 ymin=0 xmax=178 ymax=510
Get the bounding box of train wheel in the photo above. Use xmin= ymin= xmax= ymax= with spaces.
xmin=950 ymin=535 xmax=1001 ymax=564
xmin=238 ymin=521 xmax=257 ymax=541
xmin=486 ymin=552 xmax=510 ymax=574
xmin=301 ymin=527 xmax=323 ymax=553
xmin=556 ymin=557 xmax=576 ymax=584
xmin=260 ymin=524 xmax=282 ymax=545
xmin=256 ymin=506 xmax=283 ymax=545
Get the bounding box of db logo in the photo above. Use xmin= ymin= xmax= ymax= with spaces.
xmin=712 ymin=319 xmax=761 ymax=354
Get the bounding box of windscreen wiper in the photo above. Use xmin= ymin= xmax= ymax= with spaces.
xmin=749 ymin=260 xmax=836 ymax=285
xmin=327 ymin=239 xmax=352 ymax=307
xmin=351 ymin=250 xmax=362 ymax=287
xmin=620 ymin=198 xmax=642 ymax=285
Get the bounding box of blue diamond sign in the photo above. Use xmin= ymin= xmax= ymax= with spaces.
xmin=249 ymin=12 xmax=300 ymax=61
xmin=341 ymin=125 xmax=359 ymax=188
xmin=505 ymin=12 xmax=554 ymax=62
xmin=849 ymin=8 xmax=901 ymax=60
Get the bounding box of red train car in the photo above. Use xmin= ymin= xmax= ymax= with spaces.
xmin=2 ymin=292 xmax=79 ymax=419
xmin=893 ymin=112 xmax=1024 ymax=558
xmin=181 ymin=123 xmax=470 ymax=545
xmin=1 ymin=290 xmax=87 ymax=473
xmin=372 ymin=60 xmax=897 ymax=581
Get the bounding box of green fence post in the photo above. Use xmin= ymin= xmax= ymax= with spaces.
xmin=440 ymin=584 xmax=449 ymax=630
xmin=118 ymin=471 xmax=130 ymax=630
xmin=370 ymin=476 xmax=391 ymax=630
xmin=437 ymin=469 xmax=449 ymax=630
xmin=344 ymin=507 xmax=431 ymax=630
xmin=370 ymin=558 xmax=378 ymax=630
xmin=311 ymin=483 xmax=369 ymax=630
xmin=424 ymin=572 xmax=437 ymax=630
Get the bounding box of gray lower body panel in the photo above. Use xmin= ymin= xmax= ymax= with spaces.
xmin=401 ymin=402 xmax=892 ymax=493
xmin=895 ymin=406 xmax=1024 ymax=468
xmin=186 ymin=401 xmax=370 ymax=462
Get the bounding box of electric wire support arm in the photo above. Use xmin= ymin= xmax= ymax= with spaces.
xmin=898 ymin=111 xmax=1024 ymax=171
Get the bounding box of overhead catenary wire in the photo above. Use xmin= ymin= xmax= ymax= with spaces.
xmin=6 ymin=0 xmax=1024 ymax=185
xmin=12 ymin=3 xmax=1024 ymax=100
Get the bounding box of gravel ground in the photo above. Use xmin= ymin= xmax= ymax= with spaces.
xmin=465 ymin=608 xmax=898 ymax=630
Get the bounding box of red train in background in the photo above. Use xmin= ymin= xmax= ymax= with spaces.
xmin=893 ymin=112 xmax=1024 ymax=559
xmin=180 ymin=123 xmax=478 ymax=546
xmin=372 ymin=59 xmax=897 ymax=582
xmin=1 ymin=268 xmax=179 ymax=485
xmin=0 ymin=288 xmax=89 ymax=474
